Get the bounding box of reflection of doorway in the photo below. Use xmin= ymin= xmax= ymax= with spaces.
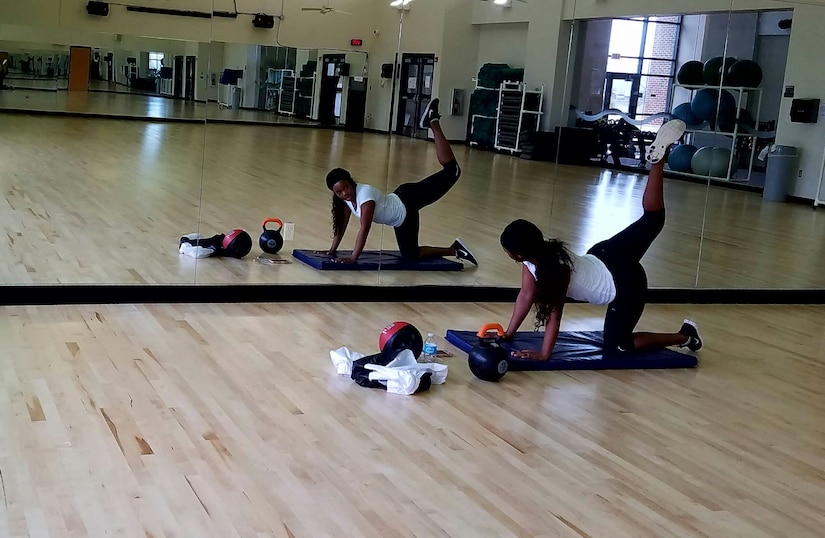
xmin=173 ymin=55 xmax=183 ymax=98
xmin=185 ymin=56 xmax=196 ymax=100
xmin=603 ymin=73 xmax=641 ymax=117
xmin=319 ymin=54 xmax=345 ymax=125
xmin=105 ymin=53 xmax=114 ymax=82
xmin=395 ymin=53 xmax=435 ymax=138
xmin=68 ymin=46 xmax=91 ymax=91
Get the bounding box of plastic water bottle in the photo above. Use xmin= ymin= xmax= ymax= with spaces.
xmin=422 ymin=333 xmax=438 ymax=363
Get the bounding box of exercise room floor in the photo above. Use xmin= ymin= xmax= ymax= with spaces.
xmin=0 ymin=87 xmax=316 ymax=125
xmin=1 ymin=113 xmax=824 ymax=289
xmin=1 ymin=302 xmax=822 ymax=537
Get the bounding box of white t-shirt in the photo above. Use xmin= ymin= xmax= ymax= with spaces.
xmin=524 ymin=252 xmax=616 ymax=305
xmin=350 ymin=184 xmax=407 ymax=228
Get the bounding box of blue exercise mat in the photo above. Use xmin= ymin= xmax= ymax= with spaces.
xmin=292 ymin=250 xmax=463 ymax=271
xmin=444 ymin=330 xmax=698 ymax=370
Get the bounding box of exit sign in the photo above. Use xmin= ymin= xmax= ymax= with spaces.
xmin=351 ymin=39 xmax=363 ymax=47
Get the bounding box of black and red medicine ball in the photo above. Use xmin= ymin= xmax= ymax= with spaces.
xmin=379 ymin=321 xmax=423 ymax=358
xmin=222 ymin=229 xmax=253 ymax=259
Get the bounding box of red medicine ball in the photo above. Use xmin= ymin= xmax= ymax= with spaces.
xmin=379 ymin=321 xmax=423 ymax=358
xmin=222 ymin=229 xmax=253 ymax=259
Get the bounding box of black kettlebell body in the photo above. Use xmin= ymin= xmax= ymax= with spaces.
xmin=468 ymin=323 xmax=509 ymax=382
xmin=260 ymin=218 xmax=284 ymax=254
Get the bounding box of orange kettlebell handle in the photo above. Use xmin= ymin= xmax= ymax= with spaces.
xmin=477 ymin=323 xmax=504 ymax=338
xmin=262 ymin=218 xmax=283 ymax=231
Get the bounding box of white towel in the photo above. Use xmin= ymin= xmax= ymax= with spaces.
xmin=329 ymin=346 xmax=365 ymax=376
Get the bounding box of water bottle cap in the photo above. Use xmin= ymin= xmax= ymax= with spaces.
xmin=427 ymin=332 xmax=434 ymax=336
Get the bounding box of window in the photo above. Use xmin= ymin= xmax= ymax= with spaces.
xmin=604 ymin=16 xmax=681 ymax=121
xmin=149 ymin=52 xmax=164 ymax=72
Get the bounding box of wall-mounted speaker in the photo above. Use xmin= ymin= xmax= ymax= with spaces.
xmin=86 ymin=1 xmax=110 ymax=17
xmin=790 ymin=98 xmax=820 ymax=124
xmin=252 ymin=13 xmax=275 ymax=29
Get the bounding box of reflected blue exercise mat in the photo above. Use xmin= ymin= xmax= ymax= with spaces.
xmin=444 ymin=330 xmax=698 ymax=371
xmin=292 ymin=249 xmax=463 ymax=271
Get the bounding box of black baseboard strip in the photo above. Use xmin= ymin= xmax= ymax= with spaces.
xmin=2 ymin=284 xmax=825 ymax=306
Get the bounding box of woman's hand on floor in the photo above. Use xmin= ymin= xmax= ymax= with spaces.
xmin=510 ymin=350 xmax=548 ymax=361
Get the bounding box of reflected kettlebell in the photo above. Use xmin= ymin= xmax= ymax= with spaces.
xmin=468 ymin=323 xmax=509 ymax=382
xmin=259 ymin=218 xmax=284 ymax=254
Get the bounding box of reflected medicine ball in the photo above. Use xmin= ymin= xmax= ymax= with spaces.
xmin=379 ymin=321 xmax=424 ymax=358
xmin=222 ymin=229 xmax=253 ymax=259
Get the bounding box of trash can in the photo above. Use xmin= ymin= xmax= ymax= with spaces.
xmin=231 ymin=86 xmax=242 ymax=110
xmin=763 ymin=145 xmax=799 ymax=202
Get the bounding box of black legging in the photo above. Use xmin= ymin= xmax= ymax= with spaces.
xmin=392 ymin=160 xmax=461 ymax=259
xmin=586 ymin=209 xmax=666 ymax=352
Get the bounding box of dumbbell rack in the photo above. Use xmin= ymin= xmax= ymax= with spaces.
xmin=494 ymin=81 xmax=544 ymax=155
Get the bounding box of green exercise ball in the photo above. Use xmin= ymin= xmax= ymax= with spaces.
xmin=691 ymin=146 xmax=732 ymax=178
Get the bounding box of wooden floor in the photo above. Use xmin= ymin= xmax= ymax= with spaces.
xmin=0 ymin=301 xmax=823 ymax=537
xmin=0 ymin=87 xmax=314 ymax=125
xmin=1 ymin=112 xmax=824 ymax=288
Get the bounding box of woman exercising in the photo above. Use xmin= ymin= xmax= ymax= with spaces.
xmin=324 ymin=98 xmax=477 ymax=265
xmin=499 ymin=119 xmax=702 ymax=360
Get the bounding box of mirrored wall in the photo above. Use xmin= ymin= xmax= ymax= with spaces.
xmin=1 ymin=0 xmax=823 ymax=290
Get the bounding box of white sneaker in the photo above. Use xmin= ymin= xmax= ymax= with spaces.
xmin=646 ymin=119 xmax=686 ymax=164
xmin=419 ymin=98 xmax=441 ymax=130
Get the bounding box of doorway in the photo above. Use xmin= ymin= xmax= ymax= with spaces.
xmin=185 ymin=56 xmax=196 ymax=100
xmin=603 ymin=73 xmax=641 ymax=118
xmin=318 ymin=54 xmax=345 ymax=125
xmin=68 ymin=46 xmax=91 ymax=92
xmin=395 ymin=53 xmax=435 ymax=138
xmin=173 ymin=55 xmax=183 ymax=99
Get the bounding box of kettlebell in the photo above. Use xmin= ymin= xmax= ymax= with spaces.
xmin=259 ymin=218 xmax=284 ymax=254
xmin=468 ymin=323 xmax=509 ymax=382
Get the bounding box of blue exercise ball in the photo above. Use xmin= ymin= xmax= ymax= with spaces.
xmin=691 ymin=89 xmax=736 ymax=124
xmin=691 ymin=89 xmax=720 ymax=121
xmin=691 ymin=147 xmax=732 ymax=178
xmin=672 ymin=103 xmax=701 ymax=126
xmin=667 ymin=144 xmax=698 ymax=172
xmin=718 ymin=90 xmax=736 ymax=117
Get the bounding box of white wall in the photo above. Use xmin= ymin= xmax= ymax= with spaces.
xmin=436 ymin=2 xmax=480 ymax=141
xmin=0 ymin=0 xmax=383 ymax=49
xmin=364 ymin=0 xmax=445 ymax=134
xmin=775 ymin=3 xmax=825 ymax=199
xmin=475 ymin=23 xmax=528 ymax=69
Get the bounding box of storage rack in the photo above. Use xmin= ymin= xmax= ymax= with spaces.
xmin=494 ymin=81 xmax=544 ymax=154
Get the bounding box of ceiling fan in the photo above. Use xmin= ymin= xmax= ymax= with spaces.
xmin=301 ymin=3 xmax=351 ymax=15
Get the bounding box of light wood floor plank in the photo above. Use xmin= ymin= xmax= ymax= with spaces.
xmin=1 ymin=302 xmax=824 ymax=536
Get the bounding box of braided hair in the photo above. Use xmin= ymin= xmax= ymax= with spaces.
xmin=500 ymin=219 xmax=573 ymax=328
xmin=326 ymin=168 xmax=355 ymax=237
